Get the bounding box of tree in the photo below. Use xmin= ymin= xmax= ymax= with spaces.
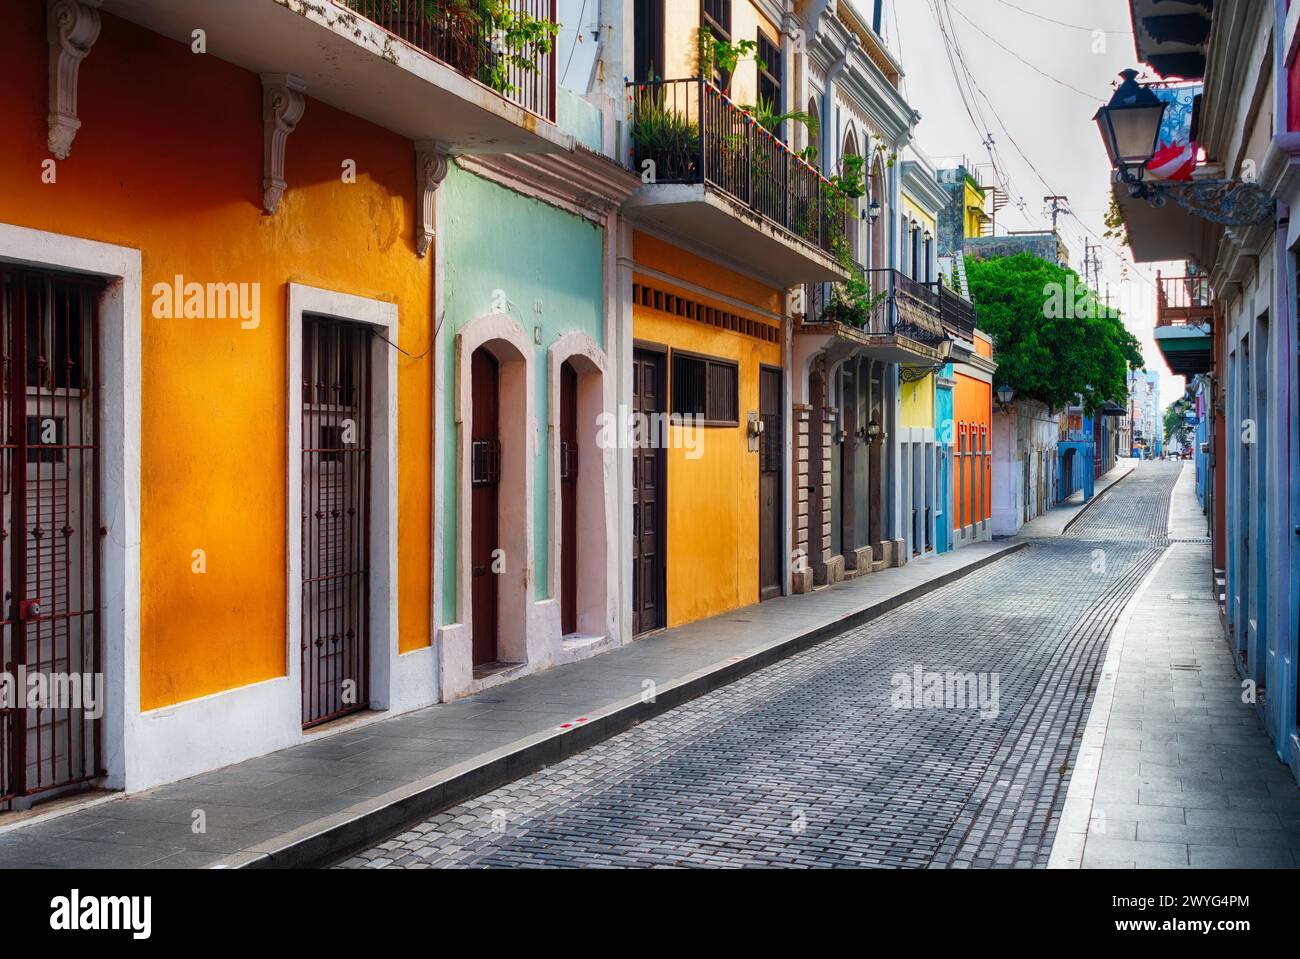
xmin=965 ymin=252 xmax=1144 ymax=415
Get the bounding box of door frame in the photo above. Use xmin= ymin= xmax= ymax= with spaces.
xmin=632 ymin=341 xmax=668 ymax=634
xmin=547 ymin=331 xmax=611 ymax=640
xmin=0 ymin=222 xmax=138 ymax=792
xmin=759 ymin=363 xmax=784 ymax=601
xmin=287 ymin=283 xmax=398 ymax=721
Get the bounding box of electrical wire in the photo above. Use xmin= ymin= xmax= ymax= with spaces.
xmin=987 ymin=0 xmax=1131 ymax=36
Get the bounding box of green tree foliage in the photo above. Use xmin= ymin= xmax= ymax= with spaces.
xmin=965 ymin=252 xmax=1144 ymax=415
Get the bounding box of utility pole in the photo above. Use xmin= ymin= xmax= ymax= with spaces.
xmin=1044 ymin=195 xmax=1070 ymax=234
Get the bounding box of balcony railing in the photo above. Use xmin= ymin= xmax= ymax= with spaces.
xmin=1156 ymin=271 xmax=1213 ymax=328
xmin=936 ymin=283 xmax=977 ymax=341
xmin=865 ymin=270 xmax=947 ymax=345
xmin=627 ymin=78 xmax=842 ymax=256
xmin=338 ymin=0 xmax=557 ymax=121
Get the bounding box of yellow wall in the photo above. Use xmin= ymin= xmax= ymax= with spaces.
xmin=963 ymin=179 xmax=988 ymax=239
xmin=664 ymin=1 xmax=779 ymax=104
xmin=1 ymin=9 xmax=433 ymax=709
xmin=633 ymin=233 xmax=781 ymax=628
xmin=900 ymin=372 xmax=935 ymax=429
xmin=901 ymin=195 xmax=937 ymax=235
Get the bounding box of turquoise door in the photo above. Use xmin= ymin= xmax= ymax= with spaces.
xmin=936 ymin=449 xmax=951 ymax=553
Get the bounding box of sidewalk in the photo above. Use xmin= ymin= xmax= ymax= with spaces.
xmin=1015 ymin=460 xmax=1136 ymax=540
xmin=1050 ymin=465 xmax=1300 ymax=868
xmin=0 ymin=538 xmax=1022 ymax=869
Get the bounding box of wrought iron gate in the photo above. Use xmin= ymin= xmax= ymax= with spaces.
xmin=301 ymin=317 xmax=371 ymax=728
xmin=0 ymin=267 xmax=101 ymax=806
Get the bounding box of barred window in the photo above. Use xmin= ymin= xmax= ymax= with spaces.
xmin=672 ymin=351 xmax=739 ymax=426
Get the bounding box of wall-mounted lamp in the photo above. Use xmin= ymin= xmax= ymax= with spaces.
xmin=868 ymin=199 xmax=881 ymax=223
xmin=995 ymin=384 xmax=1016 ymax=409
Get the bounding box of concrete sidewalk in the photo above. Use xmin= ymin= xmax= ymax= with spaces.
xmin=1050 ymin=465 xmax=1300 ymax=868
xmin=0 ymin=537 xmax=1022 ymax=869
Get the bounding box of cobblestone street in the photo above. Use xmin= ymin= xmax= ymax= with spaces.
xmin=336 ymin=462 xmax=1254 ymax=869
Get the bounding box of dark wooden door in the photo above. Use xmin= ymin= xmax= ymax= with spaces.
xmin=470 ymin=347 xmax=500 ymax=667
xmin=560 ymin=361 xmax=578 ymax=635
xmin=632 ymin=349 xmax=665 ymax=634
xmin=759 ymin=366 xmax=783 ymax=601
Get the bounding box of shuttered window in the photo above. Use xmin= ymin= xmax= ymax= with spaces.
xmin=671 ymin=351 xmax=739 ymax=426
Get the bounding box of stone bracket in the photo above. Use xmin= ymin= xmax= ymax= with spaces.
xmin=261 ymin=73 xmax=307 ymax=214
xmin=414 ymin=142 xmax=450 ymax=257
xmin=47 ymin=0 xmax=103 ymax=159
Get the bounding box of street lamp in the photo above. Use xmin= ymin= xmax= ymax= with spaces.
xmin=868 ymin=198 xmax=881 ymax=223
xmin=1094 ymin=70 xmax=1274 ymax=227
xmin=995 ymin=384 xmax=1015 ymax=409
xmin=1093 ymin=69 xmax=1167 ymax=184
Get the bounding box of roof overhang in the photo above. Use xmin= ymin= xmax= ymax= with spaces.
xmin=1154 ymin=323 xmax=1214 ymax=376
xmin=1129 ymin=0 xmax=1213 ymax=80
xmin=1111 ymin=178 xmax=1220 ymax=264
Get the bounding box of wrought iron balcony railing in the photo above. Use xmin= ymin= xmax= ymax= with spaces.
xmin=936 ymin=283 xmax=977 ymax=342
xmin=1155 ymin=271 xmax=1213 ymax=329
xmin=867 ymin=270 xmax=946 ymax=345
xmin=627 ymin=78 xmax=842 ymax=256
xmin=338 ymin=0 xmax=557 ymax=121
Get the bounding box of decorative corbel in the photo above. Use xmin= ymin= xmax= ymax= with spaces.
xmin=414 ymin=142 xmax=450 ymax=257
xmin=47 ymin=0 xmax=103 ymax=159
xmin=261 ymin=73 xmax=307 ymax=214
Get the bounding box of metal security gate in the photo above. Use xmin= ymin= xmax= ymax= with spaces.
xmin=301 ymin=317 xmax=371 ymax=728
xmin=0 ymin=267 xmax=101 ymax=806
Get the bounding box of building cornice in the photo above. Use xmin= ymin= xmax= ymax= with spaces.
xmin=455 ymin=147 xmax=642 ymax=223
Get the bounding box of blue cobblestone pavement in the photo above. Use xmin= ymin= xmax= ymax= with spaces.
xmin=338 ymin=463 xmax=1183 ymax=869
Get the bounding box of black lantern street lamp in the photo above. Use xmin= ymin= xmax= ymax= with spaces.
xmin=868 ymin=198 xmax=881 ymax=223
xmin=1094 ymin=70 xmax=1274 ymax=227
xmin=1094 ymin=69 xmax=1167 ymax=184
xmin=995 ymin=384 xmax=1016 ymax=409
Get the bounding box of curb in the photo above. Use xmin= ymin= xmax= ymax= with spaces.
xmin=231 ymin=541 xmax=1027 ymax=869
xmin=1061 ymin=465 xmax=1136 ymax=535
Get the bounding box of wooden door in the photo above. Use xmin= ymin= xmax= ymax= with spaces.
xmin=759 ymin=366 xmax=783 ymax=601
xmin=559 ymin=361 xmax=578 ymax=635
xmin=470 ymin=347 xmax=500 ymax=667
xmin=632 ymin=349 xmax=665 ymax=634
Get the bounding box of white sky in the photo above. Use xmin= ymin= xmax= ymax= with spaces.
xmin=553 ymin=0 xmax=1184 ymax=411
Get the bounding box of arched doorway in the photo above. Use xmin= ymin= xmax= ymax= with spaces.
xmin=470 ymin=346 xmax=501 ymax=667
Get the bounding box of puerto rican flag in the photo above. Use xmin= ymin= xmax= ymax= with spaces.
xmin=1146 ymin=142 xmax=1197 ymax=181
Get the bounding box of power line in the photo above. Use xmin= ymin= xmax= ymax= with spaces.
xmin=933 ymin=22 xmax=1159 ymax=292
xmin=987 ymin=0 xmax=1131 ymax=36
xmin=948 ymin=5 xmax=1112 ymax=102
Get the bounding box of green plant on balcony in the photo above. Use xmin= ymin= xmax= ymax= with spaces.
xmin=631 ymin=94 xmax=701 ymax=182
xmin=380 ymin=0 xmax=557 ymax=97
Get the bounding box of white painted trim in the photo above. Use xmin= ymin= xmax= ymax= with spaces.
xmin=437 ymin=313 xmax=535 ymax=699
xmin=0 ymin=222 xmax=140 ymax=791
xmin=546 ymin=331 xmax=613 ymax=641
xmin=286 ymin=282 xmax=415 ymax=726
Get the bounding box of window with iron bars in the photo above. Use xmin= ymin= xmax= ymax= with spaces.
xmin=671 ymin=351 xmax=739 ymax=426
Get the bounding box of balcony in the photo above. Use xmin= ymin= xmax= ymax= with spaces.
xmin=1154 ymin=272 xmax=1214 ymax=375
xmin=937 ymin=283 xmax=978 ymax=342
xmin=799 ymin=269 xmax=949 ymax=363
xmin=623 ymin=78 xmax=848 ymax=286
xmin=101 ymin=0 xmax=570 ymax=154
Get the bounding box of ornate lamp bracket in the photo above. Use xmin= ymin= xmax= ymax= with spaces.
xmin=47 ymin=0 xmax=103 ymax=159
xmin=1126 ymin=177 xmax=1276 ymax=227
xmin=414 ymin=142 xmax=450 ymax=258
xmin=261 ymin=74 xmax=307 ymax=214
